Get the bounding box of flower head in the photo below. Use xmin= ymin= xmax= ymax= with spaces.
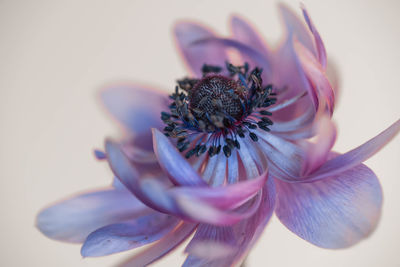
xmin=36 ymin=4 xmax=399 ymax=266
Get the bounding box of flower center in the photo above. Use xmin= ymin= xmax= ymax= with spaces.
xmin=161 ymin=62 xmax=276 ymax=158
xmin=189 ymin=75 xmax=245 ymax=121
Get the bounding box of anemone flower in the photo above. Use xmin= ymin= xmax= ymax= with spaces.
xmin=36 ymin=4 xmax=400 ymax=267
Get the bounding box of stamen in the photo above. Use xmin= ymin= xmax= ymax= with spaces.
xmin=161 ymin=62 xmax=277 ymax=158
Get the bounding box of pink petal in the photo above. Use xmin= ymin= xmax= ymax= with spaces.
xmin=326 ymin=61 xmax=341 ymax=100
xmin=117 ymin=222 xmax=197 ymax=267
xmin=137 ymin=170 xmax=266 ymax=226
xmin=293 ymin=39 xmax=335 ymax=115
xmin=175 ymin=189 xmax=262 ymax=226
xmin=275 ymin=163 xmax=382 ymax=248
xmin=170 ymin=170 xmax=268 ymax=210
xmin=174 ymin=22 xmax=228 ymax=77
xmin=152 ymin=129 xmax=207 ymax=186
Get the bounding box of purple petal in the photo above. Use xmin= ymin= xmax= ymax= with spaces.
xmin=139 ymin=179 xmax=179 ymax=213
xmin=120 ymin=142 xmax=158 ymax=164
xmin=275 ymin=163 xmax=382 ymax=248
xmin=105 ymin=139 xmax=174 ymax=213
xmin=36 ymin=189 xmax=149 ymax=243
xmin=230 ymin=177 xmax=276 ymax=263
xmin=271 ymin=38 xmax=313 ymax=122
xmin=183 ymin=225 xmax=237 ymax=267
xmin=174 ymin=22 xmax=228 ymax=77
xmin=100 ymin=85 xmax=168 ymax=135
xmin=269 ymin=107 xmax=315 ymax=133
xmin=94 ymin=149 xmax=106 ymax=160
xmin=201 ymin=153 xmax=220 ymax=184
xmin=273 ymin=126 xmax=315 ymax=141
xmin=184 ymin=177 xmax=276 ymax=266
xmin=301 ymin=4 xmax=327 ymax=69
xmin=230 ymin=15 xmax=269 ymax=56
xmin=267 ymin=91 xmax=307 ymax=113
xmin=81 ymin=214 xmax=179 ymax=257
xmin=139 ymin=177 xmax=263 ymax=226
xmin=237 ymin=139 xmax=261 ymax=179
xmin=183 ymin=255 xmax=223 ymax=267
xmin=108 ymin=134 xmax=272 ymax=226
xmin=192 ymin=37 xmax=271 ymax=80
xmin=227 ymin=150 xmax=239 ymax=184
xmin=209 ymin=153 xmax=227 ymax=186
xmin=152 ymin=129 xmax=207 ymax=186
xmin=271 ymin=4 xmax=326 ymax=122
xmin=108 ymin=139 xmax=264 ymax=225
xmin=257 ymin=129 xmax=304 ymax=179
xmin=229 ymin=15 xmax=272 ymax=79
xmin=307 ymin=119 xmax=400 ymax=181
xmin=120 ymin=142 xmax=163 ymax=179
xmin=185 ymin=240 xmax=236 ymax=261
xmin=185 ymin=224 xmax=236 ymax=255
xmin=118 ymin=222 xmax=197 ymax=267
xmin=112 ymin=176 xmax=127 ymax=190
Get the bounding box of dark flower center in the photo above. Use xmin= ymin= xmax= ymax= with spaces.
xmin=189 ymin=75 xmax=245 ymax=121
xmin=161 ymin=62 xmax=276 ymax=158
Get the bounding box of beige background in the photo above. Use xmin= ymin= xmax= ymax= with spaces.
xmin=1 ymin=0 xmax=399 ymax=266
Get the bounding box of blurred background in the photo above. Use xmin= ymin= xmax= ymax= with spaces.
xmin=1 ymin=0 xmax=399 ymax=266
